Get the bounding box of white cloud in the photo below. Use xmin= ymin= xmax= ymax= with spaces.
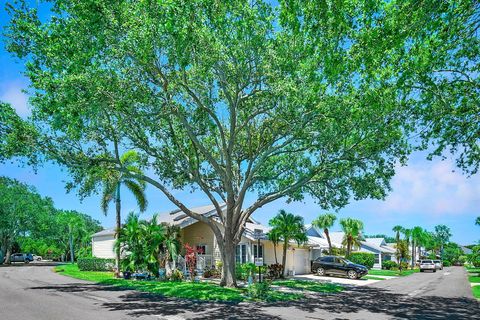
xmin=0 ymin=81 xmax=31 ymax=117
xmin=376 ymin=158 xmax=480 ymax=216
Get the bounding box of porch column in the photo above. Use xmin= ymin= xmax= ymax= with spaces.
xmin=379 ymin=253 xmax=382 ymax=269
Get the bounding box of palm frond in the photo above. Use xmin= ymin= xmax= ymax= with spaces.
xmin=124 ymin=179 xmax=148 ymax=212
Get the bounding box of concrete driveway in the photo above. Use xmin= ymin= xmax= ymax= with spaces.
xmin=0 ymin=265 xmax=478 ymax=320
xmin=293 ymin=273 xmax=386 ymax=286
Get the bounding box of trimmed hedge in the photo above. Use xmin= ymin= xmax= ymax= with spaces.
xmin=348 ymin=252 xmax=375 ymax=269
xmin=77 ymin=257 xmax=115 ymax=271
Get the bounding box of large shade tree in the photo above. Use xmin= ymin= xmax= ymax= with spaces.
xmin=2 ymin=0 xmax=478 ymax=287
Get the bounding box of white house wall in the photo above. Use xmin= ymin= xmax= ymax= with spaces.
xmin=92 ymin=235 xmax=116 ymax=259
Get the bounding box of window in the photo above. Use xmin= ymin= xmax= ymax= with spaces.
xmin=236 ymin=244 xmax=247 ymax=263
xmin=322 ymin=257 xmax=334 ymax=263
xmin=196 ymin=245 xmax=207 ymax=255
xmin=253 ymin=244 xmax=263 ymax=259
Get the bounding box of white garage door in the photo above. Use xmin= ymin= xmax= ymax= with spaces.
xmin=293 ymin=249 xmax=310 ymax=275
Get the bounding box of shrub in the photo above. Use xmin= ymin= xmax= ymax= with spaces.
xmin=77 ymin=258 xmax=115 ymax=271
xmin=443 ymin=260 xmax=452 ymax=267
xmin=267 ymin=263 xmax=283 ymax=279
xmin=169 ymin=268 xmax=184 ymax=281
xmin=236 ymin=262 xmax=257 ymax=280
xmin=399 ymin=261 xmax=409 ymax=270
xmin=348 ymin=252 xmax=375 ymax=269
xmin=382 ymin=260 xmax=398 ymax=270
xmin=247 ymin=280 xmax=271 ymax=300
xmin=184 ymin=244 xmax=197 ymax=282
xmin=202 ymin=266 xmax=220 ymax=278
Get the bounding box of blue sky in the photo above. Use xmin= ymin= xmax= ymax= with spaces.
xmin=1 ymin=2 xmax=479 ymax=245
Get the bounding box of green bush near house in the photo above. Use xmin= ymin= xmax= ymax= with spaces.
xmin=382 ymin=260 xmax=398 ymax=270
xmin=246 ymin=281 xmax=272 ymax=300
xmin=77 ymin=257 xmax=115 ymax=271
xmin=348 ymin=252 xmax=375 ymax=269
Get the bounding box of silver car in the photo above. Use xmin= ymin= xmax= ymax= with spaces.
xmin=419 ymin=260 xmax=436 ymax=272
xmin=433 ymin=260 xmax=443 ymax=270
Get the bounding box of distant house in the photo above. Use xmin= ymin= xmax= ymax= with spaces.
xmin=92 ymin=204 xmax=314 ymax=275
xmin=305 ymin=226 xmax=396 ymax=269
xmin=460 ymin=246 xmax=472 ymax=255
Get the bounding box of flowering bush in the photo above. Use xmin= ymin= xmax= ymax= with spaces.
xmin=184 ymin=244 xmax=197 ymax=281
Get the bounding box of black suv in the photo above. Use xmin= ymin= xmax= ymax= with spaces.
xmin=312 ymin=256 xmax=368 ymax=279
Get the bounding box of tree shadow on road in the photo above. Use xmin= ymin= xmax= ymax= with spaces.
xmin=28 ymin=282 xmax=479 ymax=319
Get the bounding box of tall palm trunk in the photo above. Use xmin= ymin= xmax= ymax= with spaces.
xmin=273 ymin=241 xmax=278 ymax=264
xmin=325 ymin=228 xmax=333 ymax=255
xmin=411 ymin=240 xmax=415 ymax=269
xmin=282 ymin=240 xmax=288 ymax=277
xmin=115 ymin=183 xmax=121 ymax=278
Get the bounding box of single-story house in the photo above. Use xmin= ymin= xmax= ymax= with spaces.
xmin=305 ymin=226 xmax=396 ymax=269
xmin=92 ymin=204 xmax=314 ymax=275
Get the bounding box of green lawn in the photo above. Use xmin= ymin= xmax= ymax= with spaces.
xmin=367 ymin=269 xmax=418 ymax=277
xmin=54 ymin=264 xmax=302 ymax=302
xmin=473 ymin=285 xmax=480 ymax=299
xmin=272 ymin=280 xmax=344 ymax=293
xmin=468 ymin=275 xmax=480 ymax=283
xmin=465 ymin=267 xmax=480 ymax=273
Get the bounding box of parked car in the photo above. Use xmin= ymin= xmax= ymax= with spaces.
xmin=32 ymin=255 xmax=42 ymax=261
xmin=419 ymin=260 xmax=436 ymax=272
xmin=10 ymin=253 xmax=34 ymax=263
xmin=312 ymin=256 xmax=368 ymax=279
xmin=433 ymin=260 xmax=443 ymax=270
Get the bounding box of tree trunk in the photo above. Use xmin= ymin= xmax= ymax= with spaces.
xmin=273 ymin=242 xmax=278 ymax=264
xmin=218 ymin=235 xmax=237 ymax=287
xmin=325 ymin=229 xmax=332 ymax=255
xmin=282 ymin=240 xmax=288 ymax=277
xmin=411 ymin=241 xmax=415 ymax=269
xmin=115 ymin=183 xmax=121 ymax=278
xmin=69 ymin=225 xmax=74 ymax=263
xmin=4 ymin=247 xmax=11 ymax=265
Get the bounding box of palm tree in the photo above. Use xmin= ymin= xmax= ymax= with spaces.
xmin=402 ymin=228 xmax=412 ymax=268
xmin=411 ymin=226 xmax=424 ymax=267
xmin=312 ymin=213 xmax=337 ymax=255
xmin=100 ymin=150 xmax=148 ymax=276
xmin=392 ymin=225 xmax=403 ymax=263
xmin=115 ymin=212 xmax=146 ymax=272
xmin=267 ymin=228 xmax=281 ymax=264
xmin=159 ymin=223 xmax=182 ymax=276
xmin=434 ymin=224 xmax=451 ymax=260
xmin=339 ymin=218 xmax=364 ymax=257
xmin=142 ymin=214 xmax=165 ymax=275
xmin=268 ymin=210 xmax=308 ymax=277
xmin=395 ymin=239 xmax=410 ymax=271
xmin=476 ymin=217 xmax=480 ymax=227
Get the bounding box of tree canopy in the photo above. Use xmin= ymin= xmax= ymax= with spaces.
xmin=0 ymin=177 xmax=101 ymax=262
xmin=1 ymin=0 xmax=478 ymax=286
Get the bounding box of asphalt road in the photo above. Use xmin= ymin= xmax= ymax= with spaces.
xmin=0 ymin=265 xmax=478 ymax=320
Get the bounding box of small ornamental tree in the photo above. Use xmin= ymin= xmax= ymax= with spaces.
xmin=184 ymin=244 xmax=197 ymax=282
